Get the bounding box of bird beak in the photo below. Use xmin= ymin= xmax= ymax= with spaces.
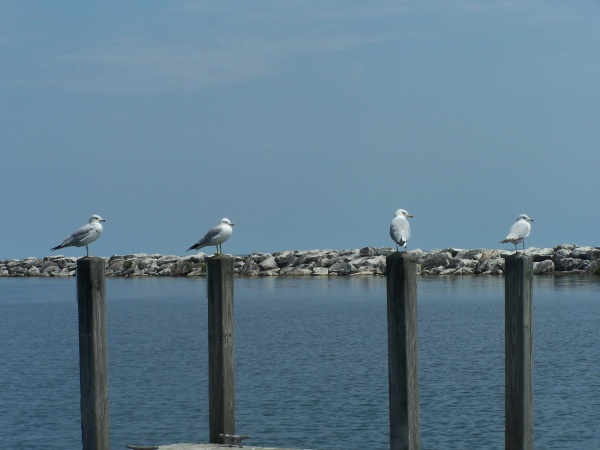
xmin=101 ymin=219 xmax=106 ymax=222
xmin=408 ymin=214 xmax=414 ymax=218
xmin=230 ymin=222 xmax=235 ymax=226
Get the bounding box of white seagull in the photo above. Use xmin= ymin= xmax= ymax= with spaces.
xmin=187 ymin=218 xmax=234 ymax=255
xmin=51 ymin=214 xmax=106 ymax=257
xmin=500 ymin=214 xmax=533 ymax=253
xmin=390 ymin=209 xmax=413 ymax=252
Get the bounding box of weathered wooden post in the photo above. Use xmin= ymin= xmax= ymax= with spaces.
xmin=386 ymin=252 xmax=420 ymax=450
xmin=207 ymin=255 xmax=235 ymax=444
xmin=77 ymin=256 xmax=110 ymax=450
xmin=504 ymin=254 xmax=533 ymax=450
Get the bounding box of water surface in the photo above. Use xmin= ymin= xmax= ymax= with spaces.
xmin=1 ymin=275 xmax=599 ymax=449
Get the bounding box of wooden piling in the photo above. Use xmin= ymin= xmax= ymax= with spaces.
xmin=386 ymin=252 xmax=420 ymax=450
xmin=504 ymin=254 xmax=533 ymax=450
xmin=206 ymin=255 xmax=235 ymax=444
xmin=77 ymin=256 xmax=110 ymax=450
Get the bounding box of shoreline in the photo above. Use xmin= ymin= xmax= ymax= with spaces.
xmin=2 ymin=244 xmax=599 ymax=278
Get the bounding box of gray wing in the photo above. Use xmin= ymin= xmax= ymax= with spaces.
xmin=52 ymin=223 xmax=95 ymax=250
xmin=508 ymin=221 xmax=530 ymax=240
xmin=390 ymin=217 xmax=411 ymax=244
xmin=69 ymin=224 xmax=97 ymax=245
xmin=500 ymin=221 xmax=530 ymax=243
xmin=188 ymin=226 xmax=221 ymax=251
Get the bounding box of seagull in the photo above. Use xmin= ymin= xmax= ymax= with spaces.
xmin=51 ymin=214 xmax=106 ymax=257
xmin=390 ymin=209 xmax=413 ymax=252
xmin=187 ymin=218 xmax=234 ymax=255
xmin=500 ymin=214 xmax=533 ymax=253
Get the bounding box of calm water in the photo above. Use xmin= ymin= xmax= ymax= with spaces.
xmin=1 ymin=275 xmax=599 ymax=450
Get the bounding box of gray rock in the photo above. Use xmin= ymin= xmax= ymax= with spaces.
xmin=258 ymin=269 xmax=280 ymax=276
xmin=554 ymin=244 xmax=576 ymax=252
xmin=422 ymin=252 xmax=452 ymax=270
xmin=319 ymin=257 xmax=340 ymax=268
xmin=455 ymin=249 xmax=484 ymax=260
xmin=138 ymin=257 xmax=156 ymax=270
xmin=351 ymin=269 xmax=376 ymax=276
xmin=280 ymin=266 xmax=313 ymax=276
xmin=456 ymin=259 xmax=478 ymax=269
xmin=157 ymin=255 xmax=180 ymax=265
xmin=338 ymin=263 xmax=359 ymax=276
xmin=42 ymin=264 xmax=60 ymax=275
xmin=241 ymin=260 xmax=260 ymax=276
xmin=429 ymin=266 xmax=446 ymax=275
xmin=363 ymin=256 xmax=386 ymax=274
xmin=588 ymin=260 xmax=600 ymax=275
xmin=533 ymin=260 xmax=555 ymax=274
xmin=312 ymin=267 xmax=329 ymax=276
xmin=553 ymin=256 xmax=589 ymax=272
xmin=157 ymin=267 xmax=172 ymax=276
xmin=275 ymin=252 xmax=298 ymax=267
xmin=528 ymin=247 xmax=554 ymax=262
xmin=258 ymin=256 xmax=278 ymax=271
xmin=359 ymin=247 xmax=377 ymax=257
xmin=475 ymin=250 xmax=504 ymax=274
xmin=571 ymin=246 xmax=600 ymax=260
xmin=476 ymin=258 xmax=504 ymax=274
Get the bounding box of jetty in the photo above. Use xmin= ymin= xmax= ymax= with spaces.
xmin=2 ymin=244 xmax=600 ymax=277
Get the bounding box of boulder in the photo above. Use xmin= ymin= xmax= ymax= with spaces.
xmin=422 ymin=252 xmax=452 ymax=270
xmin=456 ymin=259 xmax=478 ymax=270
xmin=475 ymin=250 xmax=504 ymax=274
xmin=258 ymin=269 xmax=280 ymax=276
xmin=275 ymin=252 xmax=298 ymax=267
xmin=529 ymin=248 xmax=554 ymax=262
xmin=533 ymin=260 xmax=555 ymax=274
xmin=553 ymin=256 xmax=589 ymax=272
xmin=312 ymin=267 xmax=329 ymax=276
xmin=571 ymin=247 xmax=600 ymax=261
xmin=455 ymin=249 xmax=485 ymax=260
xmin=258 ymin=256 xmax=278 ymax=271
xmin=280 ymin=266 xmax=313 ymax=276
xmin=240 ymin=260 xmax=260 ymax=276
xmin=359 ymin=247 xmax=377 ymax=257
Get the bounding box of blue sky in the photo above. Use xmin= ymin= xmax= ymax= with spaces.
xmin=2 ymin=1 xmax=599 ymax=259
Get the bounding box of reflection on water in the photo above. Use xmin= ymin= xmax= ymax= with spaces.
xmin=1 ymin=274 xmax=599 ymax=449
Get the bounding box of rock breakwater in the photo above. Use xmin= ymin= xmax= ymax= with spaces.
xmin=2 ymin=245 xmax=600 ymax=278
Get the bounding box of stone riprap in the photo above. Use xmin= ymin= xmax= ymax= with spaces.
xmin=2 ymin=245 xmax=600 ymax=278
